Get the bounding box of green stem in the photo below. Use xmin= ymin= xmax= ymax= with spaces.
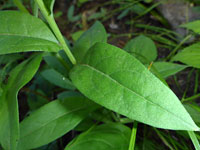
xmin=128 ymin=121 xmax=138 ymax=150
xmin=166 ymin=34 xmax=192 ymax=61
xmin=14 ymin=0 xmax=29 ymax=13
xmin=188 ymin=131 xmax=200 ymax=150
xmin=35 ymin=0 xmax=76 ymax=65
xmin=33 ymin=1 xmax=39 ymax=17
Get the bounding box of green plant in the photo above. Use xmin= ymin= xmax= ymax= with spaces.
xmin=0 ymin=0 xmax=200 ymax=150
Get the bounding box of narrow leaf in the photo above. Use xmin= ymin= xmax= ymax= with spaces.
xmin=41 ymin=69 xmax=75 ymax=90
xmin=65 ymin=123 xmax=131 ymax=150
xmin=0 ymin=54 xmax=42 ymax=150
xmin=70 ymin=42 xmax=199 ymax=131
xmin=124 ymin=35 xmax=157 ymax=63
xmin=153 ymin=62 xmax=187 ymax=78
xmin=17 ymin=97 xmax=99 ymax=150
xmin=172 ymin=43 xmax=200 ymax=68
xmin=72 ymin=21 xmax=107 ymax=63
xmin=0 ymin=11 xmax=61 ymax=55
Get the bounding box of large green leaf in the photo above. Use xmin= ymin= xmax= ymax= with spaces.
xmin=70 ymin=42 xmax=199 ymax=131
xmin=72 ymin=21 xmax=107 ymax=63
xmin=0 ymin=11 xmax=61 ymax=55
xmin=153 ymin=62 xmax=187 ymax=78
xmin=124 ymin=35 xmax=157 ymax=63
xmin=172 ymin=43 xmax=200 ymax=68
xmin=181 ymin=20 xmax=200 ymax=34
xmin=65 ymin=123 xmax=131 ymax=150
xmin=0 ymin=54 xmax=42 ymax=150
xmin=17 ymin=97 xmax=99 ymax=150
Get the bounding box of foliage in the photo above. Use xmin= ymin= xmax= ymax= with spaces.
xmin=0 ymin=0 xmax=200 ymax=150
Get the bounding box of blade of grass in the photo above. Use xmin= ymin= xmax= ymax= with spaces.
xmin=166 ymin=34 xmax=192 ymax=61
xmin=188 ymin=131 xmax=200 ymax=150
xmin=13 ymin=0 xmax=29 ymax=13
xmin=128 ymin=121 xmax=138 ymax=150
xmin=153 ymin=128 xmax=174 ymax=150
xmin=182 ymin=93 xmax=200 ymax=103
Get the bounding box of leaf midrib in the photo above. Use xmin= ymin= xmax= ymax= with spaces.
xmin=81 ymin=64 xmax=196 ymax=129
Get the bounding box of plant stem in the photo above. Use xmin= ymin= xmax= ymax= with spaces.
xmin=33 ymin=1 xmax=39 ymax=17
xmin=188 ymin=131 xmax=200 ymax=150
xmin=128 ymin=121 xmax=138 ymax=150
xmin=35 ymin=0 xmax=76 ymax=65
xmin=14 ymin=0 xmax=29 ymax=13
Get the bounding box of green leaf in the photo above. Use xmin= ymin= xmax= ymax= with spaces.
xmin=44 ymin=55 xmax=69 ymax=76
xmin=17 ymin=97 xmax=99 ymax=150
xmin=184 ymin=104 xmax=200 ymax=124
xmin=0 ymin=11 xmax=61 ymax=55
xmin=0 ymin=54 xmax=42 ymax=150
xmin=41 ymin=69 xmax=75 ymax=90
xmin=65 ymin=123 xmax=131 ymax=150
xmin=124 ymin=35 xmax=157 ymax=63
xmin=70 ymin=42 xmax=199 ymax=131
xmin=72 ymin=21 xmax=107 ymax=63
xmin=172 ymin=43 xmax=200 ymax=68
xmin=71 ymin=30 xmax=84 ymax=41
xmin=43 ymin=0 xmax=55 ymax=15
xmin=67 ymin=5 xmax=81 ymax=22
xmin=153 ymin=62 xmax=187 ymax=78
xmin=181 ymin=20 xmax=200 ymax=34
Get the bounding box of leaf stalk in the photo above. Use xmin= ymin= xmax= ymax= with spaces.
xmin=35 ymin=0 xmax=76 ymax=65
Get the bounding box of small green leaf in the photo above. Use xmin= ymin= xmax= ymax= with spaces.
xmin=124 ymin=35 xmax=157 ymax=63
xmin=153 ymin=62 xmax=187 ymax=78
xmin=181 ymin=20 xmax=200 ymax=34
xmin=72 ymin=21 xmax=107 ymax=63
xmin=17 ymin=97 xmax=99 ymax=150
xmin=41 ymin=69 xmax=75 ymax=90
xmin=44 ymin=55 xmax=69 ymax=76
xmin=67 ymin=5 xmax=81 ymax=22
xmin=0 ymin=11 xmax=61 ymax=55
xmin=70 ymin=42 xmax=199 ymax=131
xmin=71 ymin=30 xmax=84 ymax=41
xmin=0 ymin=54 xmax=42 ymax=150
xmin=172 ymin=43 xmax=200 ymax=68
xmin=65 ymin=123 xmax=131 ymax=150
xmin=43 ymin=0 xmax=55 ymax=15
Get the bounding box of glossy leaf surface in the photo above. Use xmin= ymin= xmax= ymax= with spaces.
xmin=70 ymin=42 xmax=199 ymax=131
xmin=124 ymin=35 xmax=157 ymax=63
xmin=17 ymin=97 xmax=99 ymax=150
xmin=0 ymin=11 xmax=61 ymax=55
xmin=65 ymin=123 xmax=131 ymax=150
xmin=0 ymin=54 xmax=42 ymax=150
xmin=72 ymin=21 xmax=107 ymax=63
xmin=153 ymin=62 xmax=187 ymax=78
xmin=172 ymin=43 xmax=200 ymax=68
